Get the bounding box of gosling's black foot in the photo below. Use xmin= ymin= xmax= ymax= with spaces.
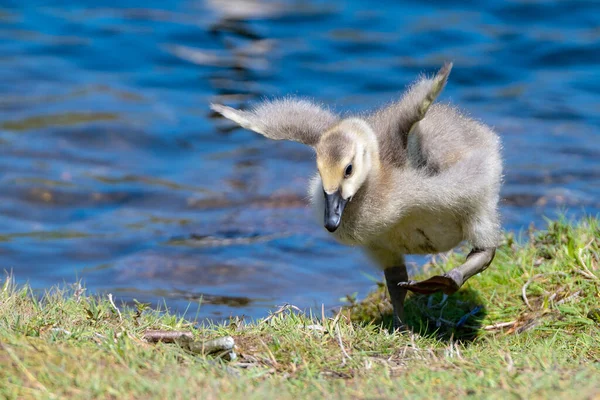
xmin=398 ymin=271 xmax=462 ymax=295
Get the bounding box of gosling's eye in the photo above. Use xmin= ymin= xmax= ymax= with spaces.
xmin=344 ymin=164 xmax=353 ymax=178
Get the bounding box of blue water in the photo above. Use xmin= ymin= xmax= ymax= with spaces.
xmin=1 ymin=0 xmax=598 ymax=321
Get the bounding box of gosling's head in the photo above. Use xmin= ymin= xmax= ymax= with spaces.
xmin=315 ymin=118 xmax=378 ymax=232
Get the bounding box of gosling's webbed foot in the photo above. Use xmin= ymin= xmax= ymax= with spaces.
xmin=398 ymin=248 xmax=497 ymax=295
xmin=398 ymin=271 xmax=462 ymax=295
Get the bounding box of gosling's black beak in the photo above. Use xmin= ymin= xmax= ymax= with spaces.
xmin=324 ymin=190 xmax=349 ymax=232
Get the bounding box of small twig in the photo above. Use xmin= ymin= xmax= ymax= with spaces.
xmin=143 ymin=330 xmax=194 ymax=343
xmin=482 ymin=321 xmax=516 ymax=330
xmin=107 ymin=293 xmax=122 ymax=322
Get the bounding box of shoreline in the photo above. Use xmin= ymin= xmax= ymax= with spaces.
xmin=1 ymin=217 xmax=599 ymax=399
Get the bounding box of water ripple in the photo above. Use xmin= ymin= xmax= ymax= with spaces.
xmin=0 ymin=0 xmax=598 ymax=321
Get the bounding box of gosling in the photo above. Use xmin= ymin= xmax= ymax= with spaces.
xmin=211 ymin=63 xmax=502 ymax=330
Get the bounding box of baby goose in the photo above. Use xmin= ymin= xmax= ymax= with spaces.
xmin=211 ymin=63 xmax=502 ymax=329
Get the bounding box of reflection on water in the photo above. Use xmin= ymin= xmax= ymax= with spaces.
xmin=0 ymin=0 xmax=598 ymax=321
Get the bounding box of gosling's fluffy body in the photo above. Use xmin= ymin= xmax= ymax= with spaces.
xmin=310 ymin=104 xmax=502 ymax=268
xmin=211 ymin=63 xmax=502 ymax=322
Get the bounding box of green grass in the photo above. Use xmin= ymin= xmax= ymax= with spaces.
xmin=1 ymin=217 xmax=599 ymax=399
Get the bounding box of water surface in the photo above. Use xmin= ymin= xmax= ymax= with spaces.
xmin=0 ymin=0 xmax=598 ymax=320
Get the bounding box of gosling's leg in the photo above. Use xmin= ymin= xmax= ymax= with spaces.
xmin=384 ymin=266 xmax=409 ymax=331
xmin=398 ymin=248 xmax=496 ymax=295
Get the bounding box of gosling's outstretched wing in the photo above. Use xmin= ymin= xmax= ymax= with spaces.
xmin=367 ymin=63 xmax=453 ymax=165
xmin=211 ymin=98 xmax=338 ymax=147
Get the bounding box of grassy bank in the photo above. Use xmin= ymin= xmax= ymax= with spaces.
xmin=1 ymin=217 xmax=599 ymax=399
